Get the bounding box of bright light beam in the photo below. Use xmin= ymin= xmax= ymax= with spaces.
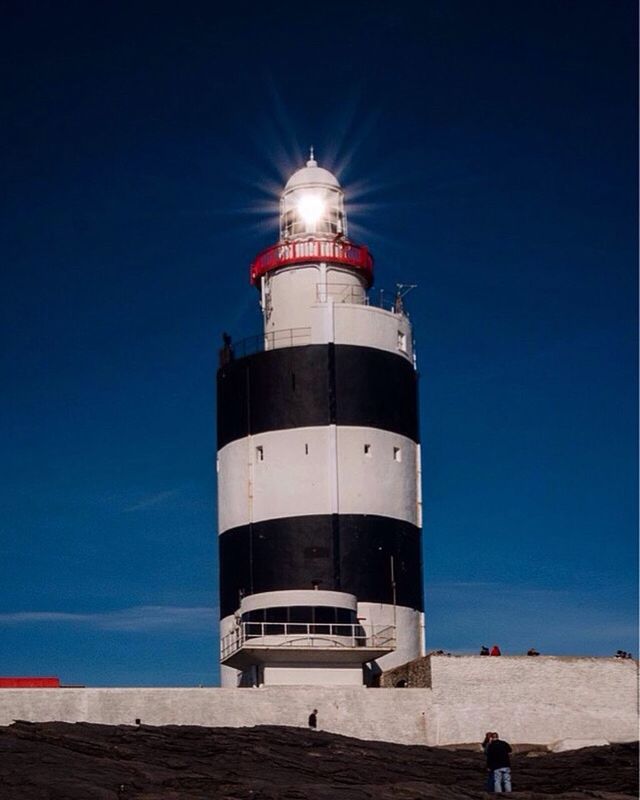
xmin=297 ymin=194 xmax=325 ymax=226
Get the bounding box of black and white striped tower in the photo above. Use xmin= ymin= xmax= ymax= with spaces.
xmin=217 ymin=153 xmax=424 ymax=687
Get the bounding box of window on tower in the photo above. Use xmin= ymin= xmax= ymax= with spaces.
xmin=240 ymin=606 xmax=358 ymax=637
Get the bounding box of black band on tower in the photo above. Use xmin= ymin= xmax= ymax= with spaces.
xmin=219 ymin=513 xmax=424 ymax=618
xmin=217 ymin=344 xmax=419 ymax=449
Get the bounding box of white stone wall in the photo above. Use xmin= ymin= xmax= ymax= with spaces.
xmin=265 ymin=264 xmax=367 ymax=336
xmin=217 ymin=427 xmax=418 ymax=533
xmin=357 ymin=604 xmax=424 ymax=672
xmin=264 ymin=264 xmax=414 ymax=363
xmin=427 ymin=655 xmax=638 ymax=746
xmin=0 ymin=686 xmax=429 ymax=744
xmin=330 ymin=303 xmax=414 ymax=362
xmin=0 ymin=656 xmax=636 ymax=747
xmin=262 ymin=666 xmax=364 ymax=687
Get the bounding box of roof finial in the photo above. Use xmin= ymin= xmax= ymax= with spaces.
xmin=307 ymin=146 xmax=317 ymax=167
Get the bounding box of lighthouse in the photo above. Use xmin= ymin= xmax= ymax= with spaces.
xmin=217 ymin=153 xmax=424 ymax=687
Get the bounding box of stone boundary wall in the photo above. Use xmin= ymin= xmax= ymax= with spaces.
xmin=427 ymin=655 xmax=638 ymax=745
xmin=381 ymin=655 xmax=433 ymax=687
xmin=0 ymin=656 xmax=636 ymax=746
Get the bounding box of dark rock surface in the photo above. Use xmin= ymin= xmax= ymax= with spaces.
xmin=0 ymin=721 xmax=636 ymax=799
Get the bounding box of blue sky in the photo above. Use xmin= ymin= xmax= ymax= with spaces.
xmin=0 ymin=0 xmax=637 ymax=686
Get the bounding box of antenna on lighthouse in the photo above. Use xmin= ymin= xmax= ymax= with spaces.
xmin=394 ymin=283 xmax=417 ymax=313
xmin=307 ymin=145 xmax=317 ymax=167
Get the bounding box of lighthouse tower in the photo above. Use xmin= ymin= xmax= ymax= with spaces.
xmin=217 ymin=154 xmax=424 ymax=687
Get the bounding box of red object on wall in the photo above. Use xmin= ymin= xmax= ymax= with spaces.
xmin=0 ymin=677 xmax=60 ymax=688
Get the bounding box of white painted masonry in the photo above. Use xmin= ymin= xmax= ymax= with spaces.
xmin=358 ymin=604 xmax=424 ymax=672
xmin=426 ymin=655 xmax=638 ymax=746
xmin=261 ymin=265 xmax=414 ymax=362
xmin=1 ymin=656 xmax=636 ymax=746
xmin=240 ymin=590 xmax=358 ymax=613
xmin=217 ymin=427 xmax=418 ymax=533
xmin=330 ymin=302 xmax=413 ymax=362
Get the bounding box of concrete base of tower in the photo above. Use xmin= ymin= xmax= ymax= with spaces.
xmin=221 ymin=660 xmax=368 ymax=688
xmin=221 ymin=663 xmax=240 ymax=688
xmin=264 ymin=664 xmax=365 ymax=686
xmin=357 ymin=603 xmax=424 ymax=674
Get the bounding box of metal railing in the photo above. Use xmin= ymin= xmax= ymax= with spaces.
xmin=221 ymin=621 xmax=396 ymax=662
xmin=314 ymin=283 xmax=411 ymax=316
xmin=316 ymin=282 xmax=367 ymax=304
xmin=219 ymin=327 xmax=312 ymax=363
xmin=263 ymin=327 xmax=312 ymax=350
xmin=217 ymin=283 xmax=412 ymax=366
xmin=250 ymin=238 xmax=374 ymax=287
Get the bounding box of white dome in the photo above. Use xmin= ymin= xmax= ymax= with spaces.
xmin=284 ymin=156 xmax=340 ymax=191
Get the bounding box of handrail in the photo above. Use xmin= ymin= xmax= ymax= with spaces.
xmin=221 ymin=621 xmax=396 ymax=661
xmin=217 ymin=284 xmax=412 ymax=367
xmin=316 ymin=282 xmax=367 ymax=304
xmin=250 ymin=238 xmax=374 ymax=288
xmin=219 ymin=327 xmax=312 ymax=365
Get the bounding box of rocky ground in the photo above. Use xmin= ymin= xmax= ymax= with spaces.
xmin=0 ymin=721 xmax=636 ymax=799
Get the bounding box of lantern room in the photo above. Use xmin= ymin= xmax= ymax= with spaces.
xmin=279 ymin=149 xmax=347 ymax=241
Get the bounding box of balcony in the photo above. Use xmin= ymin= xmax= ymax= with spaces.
xmin=250 ymin=238 xmax=374 ymax=287
xmin=220 ymin=327 xmax=312 ymax=363
xmin=220 ymin=621 xmax=396 ymax=670
xmin=218 ymin=282 xmax=412 ymax=366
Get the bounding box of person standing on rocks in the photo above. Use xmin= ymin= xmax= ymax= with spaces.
xmin=486 ymin=733 xmax=512 ymax=793
xmin=308 ymin=709 xmax=318 ymax=730
xmin=481 ymin=731 xmax=496 ymax=792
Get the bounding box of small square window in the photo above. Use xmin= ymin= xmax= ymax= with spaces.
xmin=364 ymin=443 xmax=371 ymax=456
xmin=393 ymin=447 xmax=402 ymax=462
xmin=256 ymin=445 xmax=264 ymax=461
xmin=305 ymin=443 xmax=309 ymax=455
xmin=397 ymin=331 xmax=407 ymax=352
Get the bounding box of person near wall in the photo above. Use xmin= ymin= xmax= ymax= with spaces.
xmin=481 ymin=732 xmax=496 ymax=792
xmin=480 ymin=645 xmax=490 ymax=655
xmin=486 ymin=733 xmax=513 ymax=793
xmin=308 ymin=709 xmax=318 ymax=730
xmin=490 ymin=645 xmax=501 ymax=656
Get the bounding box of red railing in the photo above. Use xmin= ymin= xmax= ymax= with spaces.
xmin=250 ymin=238 xmax=374 ymax=287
